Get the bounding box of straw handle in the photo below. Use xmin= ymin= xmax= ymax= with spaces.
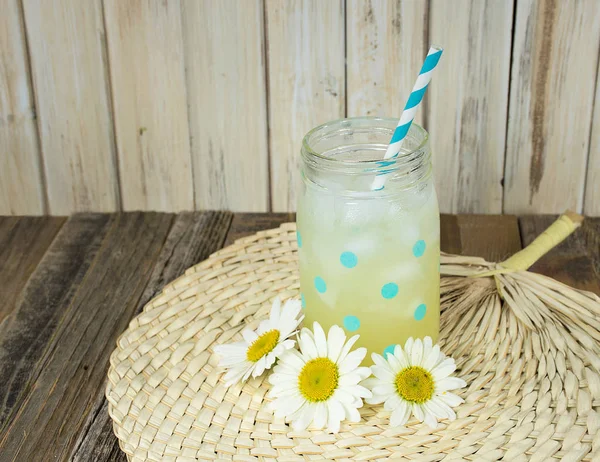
xmin=500 ymin=211 xmax=584 ymax=271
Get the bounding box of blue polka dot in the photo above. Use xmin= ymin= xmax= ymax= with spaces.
xmin=381 ymin=282 xmax=399 ymax=299
xmin=413 ymin=240 xmax=426 ymax=257
xmin=301 ymin=293 xmax=306 ymax=308
xmin=343 ymin=315 xmax=361 ymax=332
xmin=384 ymin=345 xmax=396 ymax=358
xmin=297 ymin=231 xmax=302 ymax=248
xmin=340 ymin=251 xmax=358 ymax=268
xmin=414 ymin=303 xmax=427 ymax=321
xmin=314 ymin=276 xmax=327 ymax=294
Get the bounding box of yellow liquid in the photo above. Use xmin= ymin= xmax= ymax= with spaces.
xmin=297 ymin=181 xmax=440 ymax=360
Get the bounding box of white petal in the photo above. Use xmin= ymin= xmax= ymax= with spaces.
xmin=332 ymin=388 xmax=356 ymax=405
xmin=371 ymin=352 xmax=388 ymax=369
xmin=355 ymin=367 xmax=372 ymax=381
xmin=372 ymin=383 xmax=396 ymax=396
xmin=218 ymin=354 xmax=247 ymax=367
xmin=242 ymin=366 xmax=254 ymax=382
xmin=264 ymin=352 xmax=277 ymax=369
xmin=327 ymin=399 xmax=345 ymax=433
xmin=371 ymin=365 xmax=395 ymax=382
xmin=343 ymin=403 xmax=361 ymax=422
xmin=337 ymin=334 xmax=360 ymax=364
xmin=274 ymin=394 xmax=305 ymax=418
xmin=281 ymin=299 xmax=301 ymax=322
xmin=427 ymin=397 xmax=455 ymax=420
xmin=422 ymin=404 xmax=438 ymax=428
xmin=327 ymin=325 xmax=347 ymax=364
xmin=312 ymin=322 xmax=328 ymax=357
xmin=270 ymin=297 xmax=282 ymax=325
xmin=422 ymin=344 xmax=441 ymax=371
xmin=214 ymin=341 xmax=246 ymax=356
xmin=437 ymin=392 xmax=464 ymax=408
xmin=242 ymin=329 xmax=258 ymax=344
xmin=390 ymin=400 xmax=410 ymax=427
xmin=291 ymin=403 xmax=315 ymax=431
xmin=257 ymin=319 xmax=271 ymax=335
xmin=403 ymin=337 xmax=414 ymax=362
xmin=436 ymin=377 xmax=466 ymax=392
xmin=387 ymin=349 xmax=408 ymax=373
xmin=269 ymin=386 xmax=299 ymax=400
xmin=345 ymin=384 xmax=372 ymax=399
xmin=383 ymin=394 xmax=403 ymax=411
xmin=432 ymin=358 xmax=457 ymax=380
xmin=299 ymin=328 xmax=318 ymax=359
xmin=412 ymin=403 xmax=425 ymax=422
xmin=411 ymin=338 xmax=424 ymax=366
xmin=278 ymin=348 xmax=306 ymax=370
xmin=338 ymin=348 xmax=367 ymax=375
xmin=312 ymin=402 xmax=327 ymax=429
xmin=254 ymin=356 xmax=268 ymax=377
xmin=223 ymin=365 xmax=249 ymax=386
xmin=365 ymin=393 xmax=386 ymax=405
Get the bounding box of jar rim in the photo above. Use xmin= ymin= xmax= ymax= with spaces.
xmin=301 ymin=116 xmax=429 ymax=167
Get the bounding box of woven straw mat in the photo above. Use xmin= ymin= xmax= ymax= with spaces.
xmin=106 ymin=223 xmax=600 ymax=461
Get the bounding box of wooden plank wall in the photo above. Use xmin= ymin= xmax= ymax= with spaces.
xmin=1 ymin=0 xmax=599 ymax=216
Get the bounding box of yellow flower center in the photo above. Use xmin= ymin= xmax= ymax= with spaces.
xmin=246 ymin=329 xmax=280 ymax=362
xmin=298 ymin=357 xmax=339 ymax=402
xmin=395 ymin=366 xmax=435 ymax=403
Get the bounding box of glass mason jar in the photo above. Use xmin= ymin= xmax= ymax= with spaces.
xmin=296 ymin=117 xmax=440 ymax=359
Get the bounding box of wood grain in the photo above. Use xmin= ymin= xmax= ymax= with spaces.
xmin=22 ymin=0 xmax=119 ymax=214
xmin=0 ymin=213 xmax=173 ymax=461
xmin=104 ymin=0 xmax=194 ymax=211
xmin=346 ymin=0 xmax=427 ymax=120
xmin=70 ymin=211 xmax=232 ymax=462
xmin=440 ymin=214 xmax=522 ymax=262
xmin=504 ymin=0 xmax=600 ymax=214
xmin=584 ymin=55 xmax=600 ymax=216
xmin=0 ymin=214 xmax=112 ymax=431
xmin=429 ymin=0 xmax=513 ymax=214
xmin=519 ymin=215 xmax=600 ymax=295
xmin=182 ymin=0 xmax=269 ymax=212
xmin=0 ymin=216 xmax=65 ymax=324
xmin=224 ymin=212 xmax=295 ymax=246
xmin=266 ymin=0 xmax=345 ymax=212
xmin=0 ymin=0 xmax=45 ymax=215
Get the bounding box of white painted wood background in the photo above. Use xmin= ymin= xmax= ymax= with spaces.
xmin=1 ymin=0 xmax=599 ymax=215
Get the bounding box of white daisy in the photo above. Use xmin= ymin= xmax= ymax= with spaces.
xmin=365 ymin=336 xmax=466 ymax=429
xmin=214 ymin=297 xmax=302 ymax=386
xmin=268 ymin=322 xmax=372 ymax=433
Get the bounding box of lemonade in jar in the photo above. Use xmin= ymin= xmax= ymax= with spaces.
xmin=297 ymin=117 xmax=440 ymax=359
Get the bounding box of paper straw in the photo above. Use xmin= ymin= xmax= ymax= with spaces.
xmin=372 ymin=46 xmax=443 ymax=191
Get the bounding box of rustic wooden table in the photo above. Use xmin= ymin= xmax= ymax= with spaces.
xmin=0 ymin=213 xmax=598 ymax=461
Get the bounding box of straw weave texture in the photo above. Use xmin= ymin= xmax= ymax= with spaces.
xmin=106 ymin=223 xmax=600 ymax=461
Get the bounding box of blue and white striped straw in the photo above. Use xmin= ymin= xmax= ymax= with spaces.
xmin=372 ymin=46 xmax=443 ymax=190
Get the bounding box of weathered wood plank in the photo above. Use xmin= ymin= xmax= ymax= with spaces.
xmin=346 ymin=0 xmax=427 ymax=120
xmin=0 ymin=213 xmax=174 ymax=460
xmin=104 ymin=0 xmax=194 ymax=211
xmin=0 ymin=0 xmax=45 ymax=215
xmin=440 ymin=214 xmax=523 ymax=262
xmin=70 ymin=211 xmax=233 ymax=462
xmin=429 ymin=0 xmax=513 ymax=214
xmin=0 ymin=216 xmax=65 ymax=324
xmin=504 ymin=0 xmax=600 ymax=214
xmin=519 ymin=215 xmax=600 ymax=295
xmin=182 ymin=0 xmax=269 ymax=212
xmin=224 ymin=212 xmax=296 ymax=246
xmin=266 ymin=0 xmax=345 ymax=212
xmin=22 ymin=0 xmax=119 ymax=214
xmin=584 ymin=56 xmax=600 ymax=216
xmin=0 ymin=214 xmax=112 ymax=431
